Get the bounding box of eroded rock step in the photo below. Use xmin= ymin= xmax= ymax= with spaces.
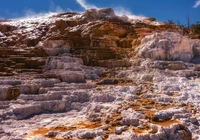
xmin=0 ymin=46 xmax=47 ymax=77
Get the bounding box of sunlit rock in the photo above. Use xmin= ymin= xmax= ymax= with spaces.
xmin=0 ymin=8 xmax=200 ymax=140
xmin=138 ymin=32 xmax=196 ymax=62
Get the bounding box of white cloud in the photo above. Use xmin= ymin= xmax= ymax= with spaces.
xmin=76 ymin=0 xmax=97 ymax=9
xmin=193 ymin=0 xmax=200 ymax=8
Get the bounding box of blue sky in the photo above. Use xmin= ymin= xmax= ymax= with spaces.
xmin=0 ymin=0 xmax=200 ymax=25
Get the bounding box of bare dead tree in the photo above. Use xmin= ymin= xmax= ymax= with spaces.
xmin=186 ymin=14 xmax=190 ymax=30
xmin=176 ymin=19 xmax=180 ymax=26
xmin=167 ymin=20 xmax=174 ymax=25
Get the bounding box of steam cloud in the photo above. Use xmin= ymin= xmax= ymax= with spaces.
xmin=21 ymin=9 xmax=56 ymax=20
xmin=50 ymin=0 xmax=63 ymax=12
xmin=17 ymin=0 xmax=146 ymax=21
xmin=76 ymin=0 xmax=145 ymax=19
xmin=76 ymin=0 xmax=97 ymax=9
xmin=114 ymin=7 xmax=146 ymax=20
xmin=194 ymin=0 xmax=200 ymax=8
xmin=16 ymin=0 xmax=63 ymax=20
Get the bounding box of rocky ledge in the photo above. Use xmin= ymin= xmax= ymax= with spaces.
xmin=0 ymin=8 xmax=200 ymax=140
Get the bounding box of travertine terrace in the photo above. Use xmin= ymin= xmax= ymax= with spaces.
xmin=0 ymin=8 xmax=200 ymax=140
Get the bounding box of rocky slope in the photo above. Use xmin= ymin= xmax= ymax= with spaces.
xmin=0 ymin=8 xmax=200 ymax=140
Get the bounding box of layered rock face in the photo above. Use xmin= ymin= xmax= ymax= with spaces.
xmin=0 ymin=8 xmax=200 ymax=140
xmin=137 ymin=32 xmax=200 ymax=62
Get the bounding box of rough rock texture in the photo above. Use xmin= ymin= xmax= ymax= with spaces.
xmin=0 ymin=8 xmax=200 ymax=140
xmin=137 ymin=32 xmax=200 ymax=62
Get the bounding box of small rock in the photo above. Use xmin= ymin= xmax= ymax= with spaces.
xmin=121 ymin=109 xmax=141 ymax=126
xmin=115 ymin=126 xmax=128 ymax=134
xmin=77 ymin=129 xmax=104 ymax=139
xmin=46 ymin=131 xmax=58 ymax=137
xmin=140 ymin=74 xmax=154 ymax=82
xmin=60 ymin=71 xmax=85 ymax=83
xmin=148 ymin=124 xmax=158 ymax=133
xmin=190 ymin=117 xmax=198 ymax=124
xmin=91 ymin=93 xmax=115 ymax=103
xmin=95 ymin=136 xmax=104 ymax=140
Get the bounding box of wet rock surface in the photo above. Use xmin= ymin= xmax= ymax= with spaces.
xmin=0 ymin=8 xmax=200 ymax=140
